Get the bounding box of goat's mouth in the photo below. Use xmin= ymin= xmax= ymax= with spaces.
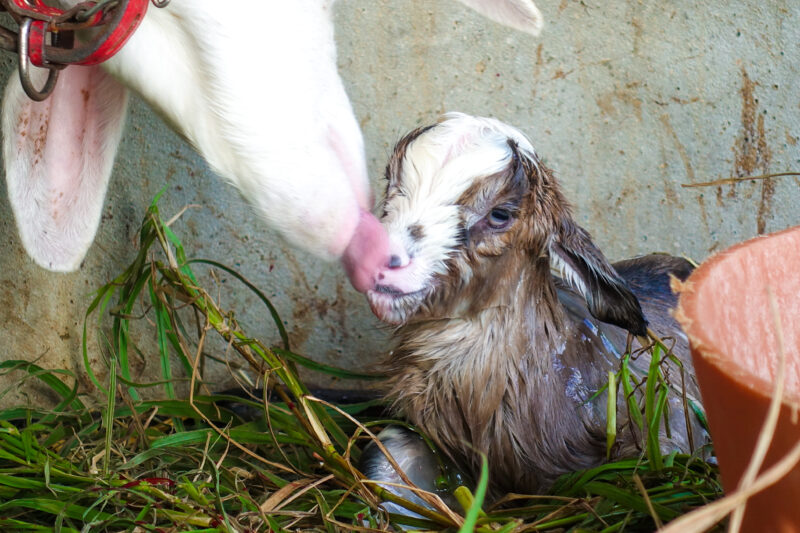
xmin=366 ymin=285 xmax=428 ymax=325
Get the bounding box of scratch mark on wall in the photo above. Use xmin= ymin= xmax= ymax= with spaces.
xmin=732 ymin=68 xmax=772 ymax=234
xmin=596 ymin=83 xmax=643 ymax=121
xmin=660 ymin=114 xmax=708 ymax=230
xmin=530 ymin=44 xmax=544 ymax=100
xmin=552 ymin=68 xmax=573 ymax=80
xmin=631 ymin=17 xmax=643 ymax=56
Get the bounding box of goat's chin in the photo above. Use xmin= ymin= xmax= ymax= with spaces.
xmin=366 ymin=289 xmax=426 ymax=325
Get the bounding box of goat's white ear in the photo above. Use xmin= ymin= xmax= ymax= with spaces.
xmin=549 ymin=223 xmax=648 ymax=336
xmin=456 ymin=0 xmax=543 ymax=36
xmin=2 ymin=65 xmax=128 ymax=271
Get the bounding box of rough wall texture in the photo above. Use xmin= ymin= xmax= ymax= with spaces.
xmin=0 ymin=1 xmax=798 ymax=404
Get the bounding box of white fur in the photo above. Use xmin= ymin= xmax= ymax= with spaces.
xmin=2 ymin=66 xmax=128 ymax=271
xmin=3 ymin=0 xmax=541 ymax=272
xmin=549 ymin=249 xmax=589 ymax=297
xmin=376 ymin=113 xmax=538 ymax=298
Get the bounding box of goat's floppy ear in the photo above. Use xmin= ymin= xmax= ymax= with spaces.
xmin=456 ymin=0 xmax=543 ymax=36
xmin=2 ymin=65 xmax=128 ymax=271
xmin=549 ymin=220 xmax=648 ymax=336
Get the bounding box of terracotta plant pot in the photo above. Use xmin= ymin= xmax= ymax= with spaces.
xmin=676 ymin=225 xmax=800 ymax=533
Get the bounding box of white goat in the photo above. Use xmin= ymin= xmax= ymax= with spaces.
xmin=1 ymin=0 xmax=541 ymax=292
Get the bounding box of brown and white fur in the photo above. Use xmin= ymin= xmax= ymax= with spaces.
xmin=364 ymin=113 xmax=707 ymax=495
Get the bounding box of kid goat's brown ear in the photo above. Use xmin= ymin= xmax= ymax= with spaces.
xmin=548 ymin=213 xmax=648 ymax=337
xmin=506 ymin=140 xmax=648 ymax=336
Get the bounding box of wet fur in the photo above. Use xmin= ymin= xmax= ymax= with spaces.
xmin=378 ymin=115 xmax=705 ymax=495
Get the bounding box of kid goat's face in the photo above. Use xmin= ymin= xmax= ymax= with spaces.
xmin=366 ymin=113 xmax=542 ymax=324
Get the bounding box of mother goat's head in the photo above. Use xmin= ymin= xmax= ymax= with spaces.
xmin=1 ymin=0 xmax=541 ymax=292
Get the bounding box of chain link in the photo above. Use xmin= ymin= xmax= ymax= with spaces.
xmin=73 ymin=0 xmax=120 ymax=23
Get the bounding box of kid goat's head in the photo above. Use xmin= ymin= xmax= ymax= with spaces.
xmin=367 ymin=113 xmax=647 ymax=335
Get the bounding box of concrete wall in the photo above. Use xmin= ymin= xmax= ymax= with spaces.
xmin=1 ymin=1 xmax=798 ymax=404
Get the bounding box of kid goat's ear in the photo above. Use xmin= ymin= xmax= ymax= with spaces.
xmin=548 ymin=219 xmax=648 ymax=337
xmin=505 ymin=140 xmax=647 ymax=336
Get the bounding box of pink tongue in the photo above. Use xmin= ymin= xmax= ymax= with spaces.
xmin=342 ymin=209 xmax=390 ymax=293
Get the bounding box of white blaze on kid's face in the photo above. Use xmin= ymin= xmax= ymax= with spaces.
xmin=370 ymin=113 xmax=539 ymax=322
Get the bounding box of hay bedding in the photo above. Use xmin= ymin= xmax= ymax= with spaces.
xmin=0 ymin=197 xmax=723 ymax=532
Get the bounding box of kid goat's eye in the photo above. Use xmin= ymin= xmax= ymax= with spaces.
xmin=486 ymin=208 xmax=512 ymax=229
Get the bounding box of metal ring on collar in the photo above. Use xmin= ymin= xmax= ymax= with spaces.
xmin=18 ymin=18 xmax=59 ymax=101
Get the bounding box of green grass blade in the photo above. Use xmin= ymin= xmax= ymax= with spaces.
xmin=582 ymin=481 xmax=679 ymax=521
xmin=187 ymin=258 xmax=290 ymax=350
xmin=620 ymin=353 xmax=645 ymax=434
xmin=606 ymin=370 xmax=617 ymax=460
xmin=0 ymin=361 xmax=84 ymax=413
xmin=272 ymin=347 xmax=384 ymax=381
xmin=459 ymin=455 xmax=489 ymax=533
xmin=148 ymin=281 xmax=177 ymax=401
xmin=645 ymin=344 xmax=664 ymax=470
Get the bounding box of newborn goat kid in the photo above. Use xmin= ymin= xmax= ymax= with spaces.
xmin=365 ymin=113 xmax=706 ymax=495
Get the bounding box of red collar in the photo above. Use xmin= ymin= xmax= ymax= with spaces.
xmin=1 ymin=0 xmax=163 ymax=100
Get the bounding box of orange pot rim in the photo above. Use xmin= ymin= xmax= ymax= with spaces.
xmin=675 ymin=224 xmax=800 ymax=407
